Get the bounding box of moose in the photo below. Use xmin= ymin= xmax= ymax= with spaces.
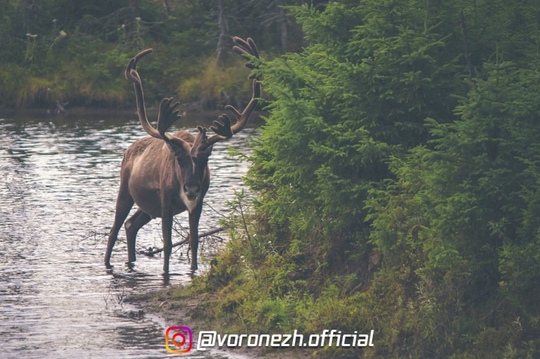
xmin=104 ymin=37 xmax=261 ymax=274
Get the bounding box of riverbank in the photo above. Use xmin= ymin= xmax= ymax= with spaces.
xmin=127 ymin=285 xmax=311 ymax=359
xmin=0 ymin=107 xmax=134 ymax=119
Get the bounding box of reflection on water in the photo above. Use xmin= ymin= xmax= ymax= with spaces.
xmin=0 ymin=110 xmax=258 ymax=358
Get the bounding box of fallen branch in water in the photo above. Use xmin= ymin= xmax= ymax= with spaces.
xmin=138 ymin=226 xmax=227 ymax=256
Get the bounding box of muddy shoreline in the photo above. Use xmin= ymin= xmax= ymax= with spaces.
xmin=126 ymin=286 xmax=311 ymax=359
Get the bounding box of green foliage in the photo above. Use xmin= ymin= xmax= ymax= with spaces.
xmin=364 ymin=62 xmax=540 ymax=357
xmin=245 ymin=0 xmax=465 ymax=278
xmin=189 ymin=1 xmax=540 ymax=358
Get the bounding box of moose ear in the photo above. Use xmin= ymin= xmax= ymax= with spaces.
xmin=197 ymin=125 xmax=207 ymax=137
xmin=193 ymin=125 xmax=215 ymax=155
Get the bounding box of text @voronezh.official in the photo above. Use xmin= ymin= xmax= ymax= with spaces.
xmin=165 ymin=326 xmax=375 ymax=353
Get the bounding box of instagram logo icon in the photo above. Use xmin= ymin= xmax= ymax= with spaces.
xmin=165 ymin=326 xmax=193 ymax=353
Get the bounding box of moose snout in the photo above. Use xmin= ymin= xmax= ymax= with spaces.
xmin=184 ymin=183 xmax=200 ymax=200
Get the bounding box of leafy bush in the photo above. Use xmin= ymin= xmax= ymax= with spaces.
xmin=188 ymin=1 xmax=540 ymax=358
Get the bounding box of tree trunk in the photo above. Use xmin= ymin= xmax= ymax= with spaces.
xmin=216 ymin=0 xmax=229 ymax=68
xmin=279 ymin=6 xmax=288 ymax=53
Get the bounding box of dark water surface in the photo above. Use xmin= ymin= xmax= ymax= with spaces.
xmin=0 ymin=110 xmax=257 ymax=358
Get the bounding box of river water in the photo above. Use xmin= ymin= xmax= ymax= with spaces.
xmin=0 ymin=110 xmax=257 ymax=358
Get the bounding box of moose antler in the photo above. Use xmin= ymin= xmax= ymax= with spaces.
xmin=125 ymin=49 xmax=183 ymax=143
xmin=199 ymin=36 xmax=262 ymax=149
xmin=125 ymin=37 xmax=261 ymax=151
xmin=156 ymin=97 xmax=182 ymax=140
xmin=232 ymin=36 xmax=260 ymax=71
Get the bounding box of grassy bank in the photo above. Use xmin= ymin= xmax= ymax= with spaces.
xmin=0 ymin=1 xmax=292 ymax=111
xmin=0 ymin=48 xmax=254 ymax=111
xmin=128 ymin=285 xmax=311 ymax=358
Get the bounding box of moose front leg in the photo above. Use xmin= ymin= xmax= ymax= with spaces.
xmin=161 ymin=210 xmax=174 ymax=274
xmin=188 ymin=204 xmax=203 ymax=272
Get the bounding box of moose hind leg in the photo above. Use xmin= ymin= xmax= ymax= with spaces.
xmin=105 ymin=190 xmax=134 ymax=268
xmin=125 ymin=209 xmax=152 ymax=264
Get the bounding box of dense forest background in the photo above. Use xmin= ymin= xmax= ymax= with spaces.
xmin=3 ymin=0 xmax=540 ymax=358
xmin=0 ymin=0 xmax=320 ymax=109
